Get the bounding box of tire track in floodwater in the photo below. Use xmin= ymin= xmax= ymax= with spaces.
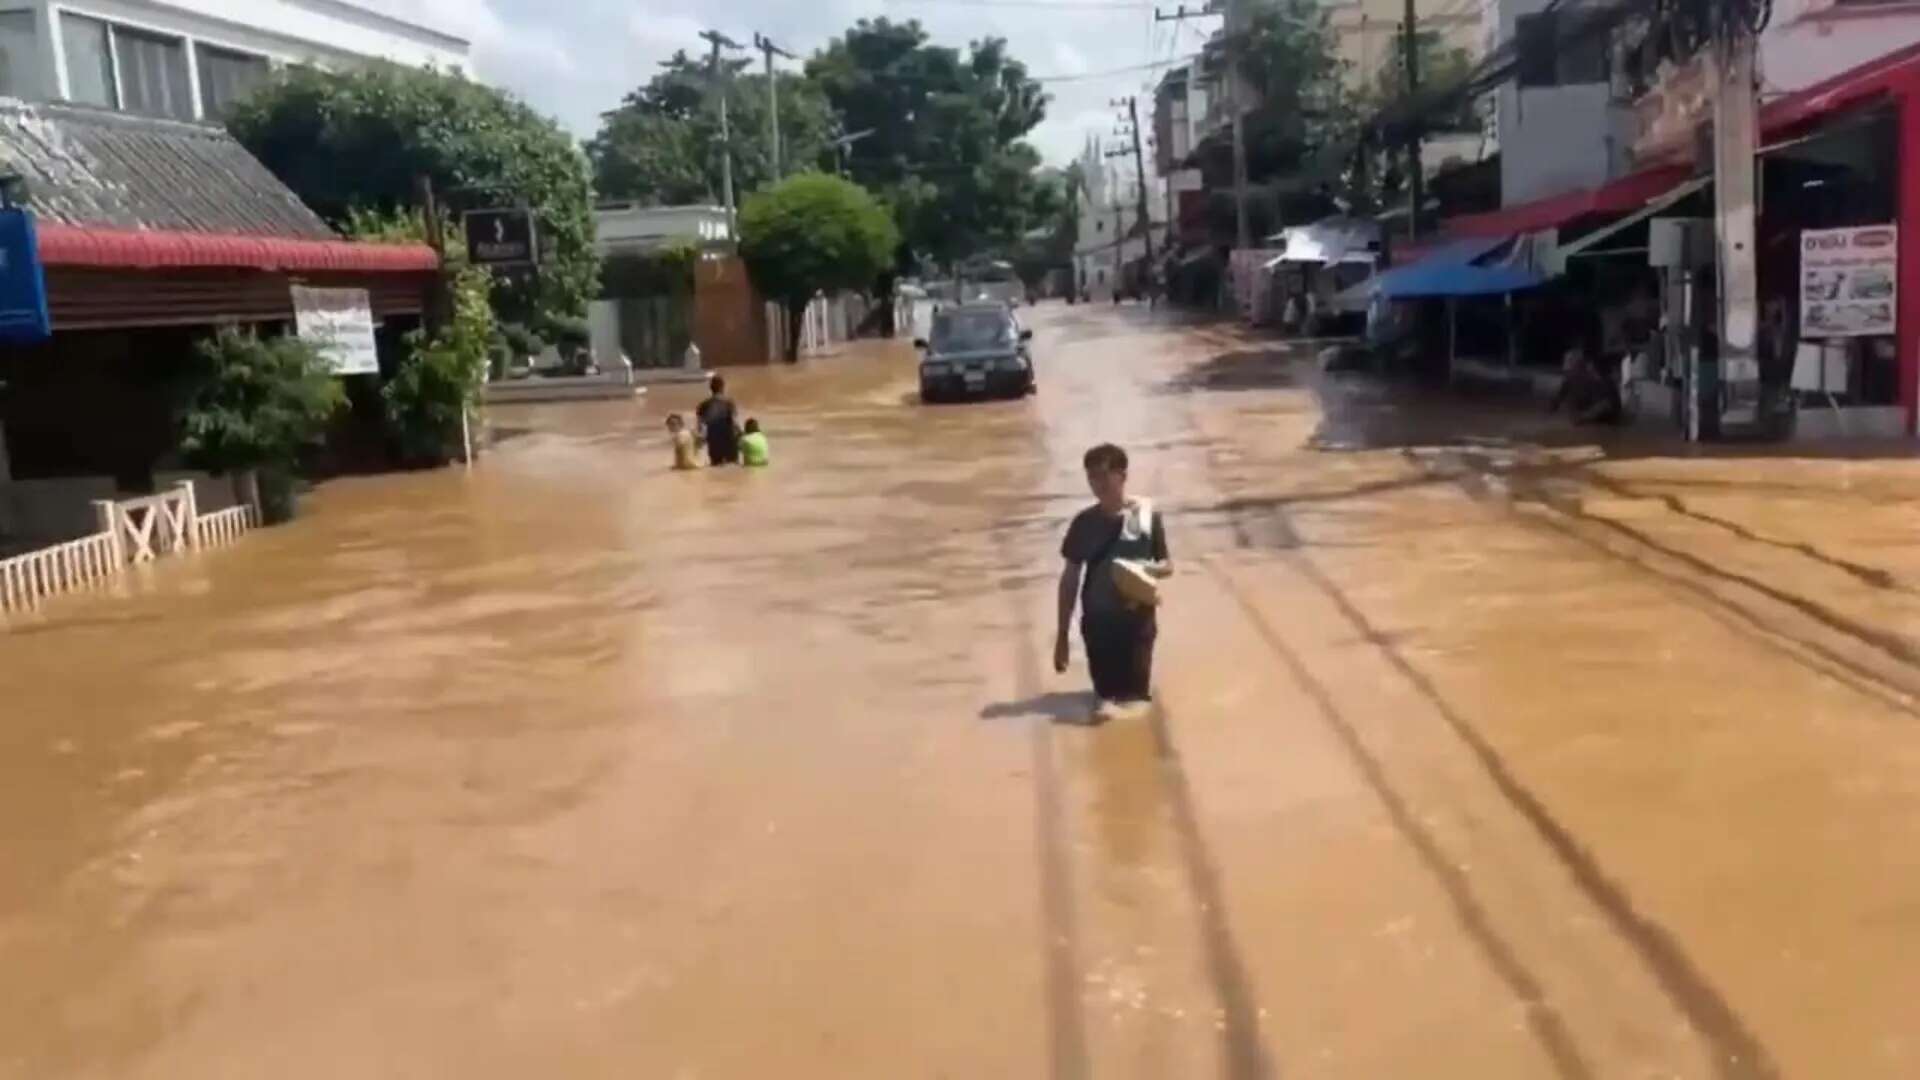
xmin=1254 ymin=550 xmax=1780 ymax=1080
xmin=1210 ymin=563 xmax=1596 ymax=1080
xmin=1012 ymin=618 xmax=1092 ymax=1080
xmin=1418 ymin=449 xmax=1920 ymax=718
xmin=1033 ymin=308 xmax=1277 ymax=1078
xmin=1173 ymin=368 xmax=1776 ymax=1078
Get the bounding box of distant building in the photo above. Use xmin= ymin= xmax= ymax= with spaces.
xmin=1071 ymin=137 xmax=1167 ymax=301
xmin=0 ymin=0 xmax=469 ymax=123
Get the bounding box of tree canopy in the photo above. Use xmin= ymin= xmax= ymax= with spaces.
xmin=589 ymin=51 xmax=836 ymax=205
xmin=227 ymin=64 xmax=597 ymax=326
xmin=805 ymin=20 xmax=1052 ymax=270
xmin=738 ymin=173 xmax=899 ymax=360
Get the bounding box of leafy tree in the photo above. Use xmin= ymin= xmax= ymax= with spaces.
xmin=589 ymin=52 xmax=835 ymax=205
xmin=806 ymin=20 xmax=1052 ymax=269
xmin=1357 ymin=32 xmax=1479 ymax=135
xmin=384 ymin=263 xmax=498 ymax=465
xmin=739 ymin=173 xmax=898 ymax=362
xmin=227 ymin=64 xmax=597 ymax=328
xmin=179 ymin=329 xmax=347 ymax=519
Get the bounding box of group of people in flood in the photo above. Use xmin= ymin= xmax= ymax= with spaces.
xmin=667 ymin=376 xmax=771 ymax=470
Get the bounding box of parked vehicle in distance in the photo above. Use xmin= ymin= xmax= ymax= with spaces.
xmin=915 ymin=302 xmax=1036 ymax=403
xmin=955 ymin=260 xmax=1023 ymax=308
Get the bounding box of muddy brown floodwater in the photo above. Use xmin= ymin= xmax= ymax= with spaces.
xmin=5 ymin=305 xmax=1920 ymax=1077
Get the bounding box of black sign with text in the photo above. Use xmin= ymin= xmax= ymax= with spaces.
xmin=464 ymin=208 xmax=539 ymax=267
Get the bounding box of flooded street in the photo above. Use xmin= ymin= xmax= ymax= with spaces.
xmin=7 ymin=303 xmax=1920 ymax=1077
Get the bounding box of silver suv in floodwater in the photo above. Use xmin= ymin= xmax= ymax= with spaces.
xmin=916 ymin=302 xmax=1035 ymax=403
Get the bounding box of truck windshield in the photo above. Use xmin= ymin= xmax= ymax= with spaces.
xmin=930 ymin=311 xmax=1010 ymax=352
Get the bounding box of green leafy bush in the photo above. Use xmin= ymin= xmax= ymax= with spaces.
xmin=178 ymin=328 xmax=347 ymax=522
xmin=739 ymin=173 xmax=897 ymax=361
xmin=384 ymin=263 xmax=498 ymax=464
xmin=180 ymin=328 xmax=345 ymax=471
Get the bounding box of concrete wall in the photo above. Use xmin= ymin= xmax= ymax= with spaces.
xmin=1493 ymin=0 xmax=1636 ymax=205
xmin=7 ymin=0 xmax=467 ymax=110
xmin=1759 ymin=1 xmax=1920 ymax=96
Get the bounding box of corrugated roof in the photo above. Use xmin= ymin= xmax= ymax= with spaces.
xmin=0 ymin=99 xmax=337 ymax=241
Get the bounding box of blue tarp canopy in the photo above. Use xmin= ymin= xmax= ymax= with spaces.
xmin=1369 ymin=237 xmax=1543 ymax=299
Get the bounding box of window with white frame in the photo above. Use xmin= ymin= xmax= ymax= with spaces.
xmin=197 ymin=45 xmax=270 ymax=118
xmin=0 ymin=10 xmax=36 ymax=98
xmin=113 ymin=26 xmax=192 ymax=119
xmin=60 ymin=14 xmax=208 ymax=119
xmin=61 ymin=12 xmax=115 ymax=108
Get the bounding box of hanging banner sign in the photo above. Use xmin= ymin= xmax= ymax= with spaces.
xmin=1801 ymin=225 xmax=1897 ymax=338
xmin=292 ymin=286 xmax=380 ymax=375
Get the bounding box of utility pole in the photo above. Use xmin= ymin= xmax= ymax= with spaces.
xmin=1696 ymin=4 xmax=1762 ymax=436
xmin=1116 ymin=95 xmax=1156 ymax=272
xmin=700 ymin=30 xmax=745 ymax=243
xmin=1156 ymin=3 xmax=1244 ymax=250
xmin=753 ymin=33 xmax=796 ymax=179
xmin=1401 ymin=5 xmax=1422 ymax=241
xmin=1106 ymin=144 xmax=1132 ymax=297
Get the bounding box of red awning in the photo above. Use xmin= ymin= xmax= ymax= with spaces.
xmin=37 ymin=224 xmax=440 ymax=273
xmin=1444 ymin=164 xmax=1695 ymax=239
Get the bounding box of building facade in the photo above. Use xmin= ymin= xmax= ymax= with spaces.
xmin=0 ymin=0 xmax=467 ymax=123
xmin=1072 ymin=139 xmax=1166 ymax=301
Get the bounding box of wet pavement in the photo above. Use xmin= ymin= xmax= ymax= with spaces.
xmin=4 ymin=304 xmax=1920 ymax=1077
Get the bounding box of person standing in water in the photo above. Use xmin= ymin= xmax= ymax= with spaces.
xmin=739 ymin=418 xmax=771 ymax=468
xmin=1054 ymin=443 xmax=1172 ymax=721
xmin=666 ymin=413 xmax=699 ymax=470
xmin=696 ymin=375 xmax=740 ymax=466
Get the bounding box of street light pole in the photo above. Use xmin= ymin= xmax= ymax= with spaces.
xmin=700 ymin=30 xmax=745 ymax=242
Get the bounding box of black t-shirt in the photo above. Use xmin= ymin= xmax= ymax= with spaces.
xmin=1061 ymin=503 xmax=1169 ymax=615
xmin=696 ymin=396 xmax=737 ymax=438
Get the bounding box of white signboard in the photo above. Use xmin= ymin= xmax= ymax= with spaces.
xmin=291 ymin=286 xmax=380 ymax=375
xmin=1801 ymin=225 xmax=1898 ymax=338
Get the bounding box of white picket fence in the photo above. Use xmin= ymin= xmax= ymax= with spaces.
xmin=0 ymin=479 xmax=262 ymax=620
xmin=0 ymin=530 xmax=121 ymax=613
xmin=195 ymin=505 xmax=258 ymax=549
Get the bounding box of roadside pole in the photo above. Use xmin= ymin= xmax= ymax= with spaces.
xmin=1123 ymin=95 xmax=1156 ymax=273
xmin=1401 ymin=0 xmax=1422 ymax=241
xmin=754 ymin=34 xmax=796 ymax=179
xmin=1227 ymin=2 xmax=1251 ymax=253
xmin=701 ymin=30 xmax=745 ymax=243
xmin=415 ymin=175 xmax=471 ymax=466
xmin=1709 ymin=18 xmax=1762 ymax=434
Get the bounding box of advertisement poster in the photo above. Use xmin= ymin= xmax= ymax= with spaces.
xmin=1801 ymin=225 xmax=1897 ymax=338
xmin=291 ymin=286 xmax=380 ymax=375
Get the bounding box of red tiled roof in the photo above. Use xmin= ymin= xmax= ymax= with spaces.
xmin=37 ymin=224 xmax=440 ymax=273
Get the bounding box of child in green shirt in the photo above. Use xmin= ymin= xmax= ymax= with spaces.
xmin=739 ymin=418 xmax=771 ymax=468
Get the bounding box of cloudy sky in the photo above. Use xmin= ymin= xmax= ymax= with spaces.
xmin=370 ymin=0 xmax=1206 ymax=166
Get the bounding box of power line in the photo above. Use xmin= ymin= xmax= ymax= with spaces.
xmin=1031 ymin=53 xmax=1201 ymax=82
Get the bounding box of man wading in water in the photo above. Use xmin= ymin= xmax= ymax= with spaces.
xmin=696 ymin=375 xmax=741 ymax=466
xmin=1054 ymin=443 xmax=1173 ymax=722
